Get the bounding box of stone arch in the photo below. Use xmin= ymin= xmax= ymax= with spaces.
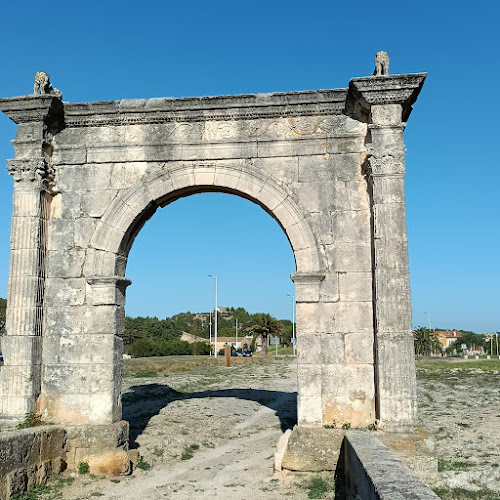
xmin=88 ymin=163 xmax=322 ymax=279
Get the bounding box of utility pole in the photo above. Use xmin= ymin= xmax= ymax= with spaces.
xmin=209 ymin=309 xmax=212 ymax=356
xmin=424 ymin=312 xmax=432 ymax=330
xmin=208 ymin=275 xmax=218 ymax=358
xmin=235 ymin=318 xmax=238 ymax=350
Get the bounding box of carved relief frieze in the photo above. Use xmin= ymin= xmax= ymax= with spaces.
xmin=318 ymin=115 xmax=367 ymax=136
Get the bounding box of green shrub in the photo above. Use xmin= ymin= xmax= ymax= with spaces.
xmin=11 ymin=484 xmax=50 ymax=500
xmin=305 ymin=476 xmax=332 ymax=498
xmin=128 ymin=338 xmax=195 ymax=357
xmin=191 ymin=341 xmax=211 ymax=355
xmin=78 ymin=460 xmax=90 ymax=474
xmin=181 ymin=444 xmax=200 ymax=460
xmin=136 ymin=458 xmax=151 ymax=470
xmin=16 ymin=411 xmax=44 ymax=429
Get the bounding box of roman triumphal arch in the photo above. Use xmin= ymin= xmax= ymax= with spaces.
xmin=0 ymin=60 xmax=426 ymax=435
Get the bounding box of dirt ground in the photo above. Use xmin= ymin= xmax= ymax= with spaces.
xmin=416 ymin=360 xmax=500 ymax=499
xmin=49 ymin=358 xmax=333 ymax=500
xmin=9 ymin=357 xmax=500 ymax=500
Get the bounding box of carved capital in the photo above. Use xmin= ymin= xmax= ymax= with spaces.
xmin=366 ymin=144 xmax=406 ymax=177
xmin=7 ymin=159 xmax=50 ymax=186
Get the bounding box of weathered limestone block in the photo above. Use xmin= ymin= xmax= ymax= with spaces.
xmin=324 ymin=242 xmax=372 ymax=272
xmin=45 ymin=305 xmax=88 ymax=336
xmin=65 ymin=421 xmax=130 ymax=475
xmin=47 ymin=218 xmax=75 ymax=249
xmin=43 ymin=334 xmax=122 ymax=365
xmin=331 ymin=210 xmax=371 ymax=243
xmin=336 ymin=302 xmax=373 ymax=334
xmin=295 ymin=302 xmax=336 ymax=335
xmin=0 ymin=426 xmax=67 ymax=500
xmin=326 ymin=136 xmax=366 ymax=154
xmin=281 ymin=427 xmax=345 ymax=471
xmin=47 ymin=249 xmax=86 ymax=278
xmin=87 ymin=304 xmax=125 ymax=334
xmin=291 ymin=272 xmax=325 ymax=302
xmin=45 ymin=278 xmax=86 ymax=307
xmin=344 ymin=332 xmax=374 ymax=364
xmin=321 ymin=334 xmax=346 ymax=364
xmin=338 ymin=271 xmax=373 ymax=302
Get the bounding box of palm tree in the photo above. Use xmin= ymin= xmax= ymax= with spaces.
xmin=413 ymin=327 xmax=441 ymax=356
xmin=249 ymin=314 xmax=283 ymax=356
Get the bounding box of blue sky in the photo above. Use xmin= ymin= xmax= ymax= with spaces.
xmin=0 ymin=0 xmax=498 ymax=332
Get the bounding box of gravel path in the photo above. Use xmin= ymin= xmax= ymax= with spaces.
xmin=56 ymin=359 xmax=332 ymax=500
xmin=23 ymin=357 xmax=500 ymax=499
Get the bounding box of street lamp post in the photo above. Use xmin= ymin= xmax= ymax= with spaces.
xmin=424 ymin=312 xmax=432 ymax=330
xmin=208 ymin=275 xmax=218 ymax=358
xmin=209 ymin=309 xmax=212 ymax=356
xmin=286 ymin=293 xmax=296 ymax=357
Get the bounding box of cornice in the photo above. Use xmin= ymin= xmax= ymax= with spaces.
xmin=346 ymin=73 xmax=426 ymax=122
xmin=62 ymin=89 xmax=348 ymax=127
xmin=0 ymin=95 xmax=64 ymax=128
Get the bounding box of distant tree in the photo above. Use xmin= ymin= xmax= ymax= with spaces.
xmin=279 ymin=319 xmax=293 ymax=347
xmin=191 ymin=342 xmax=211 ymax=355
xmin=413 ymin=327 xmax=441 ymax=356
xmin=250 ymin=314 xmax=283 ymax=356
xmin=457 ymin=331 xmax=485 ymax=351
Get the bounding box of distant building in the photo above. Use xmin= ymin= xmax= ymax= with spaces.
xmin=435 ymin=330 xmax=461 ymax=349
xmin=180 ymin=332 xmax=257 ymax=353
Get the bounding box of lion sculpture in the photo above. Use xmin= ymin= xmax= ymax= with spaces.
xmin=374 ymin=51 xmax=390 ymax=76
xmin=33 ymin=71 xmax=62 ymax=97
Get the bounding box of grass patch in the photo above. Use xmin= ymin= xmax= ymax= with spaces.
xmin=433 ymin=487 xmax=500 ymax=499
xmin=416 ymin=358 xmax=500 ymax=371
xmin=438 ymin=458 xmax=473 ymax=472
xmin=11 ymin=476 xmax=75 ymax=500
xmin=136 ymin=458 xmax=151 ymax=470
xmin=123 ymin=355 xmax=275 ymax=377
xmin=303 ymin=476 xmax=333 ymax=499
xmin=132 ymin=369 xmax=158 ymax=378
xmin=181 ymin=444 xmax=200 ymax=460
xmin=16 ymin=411 xmax=47 ymax=429
xmin=11 ymin=484 xmax=51 ymax=500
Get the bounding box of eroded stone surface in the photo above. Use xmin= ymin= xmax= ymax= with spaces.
xmin=0 ymin=65 xmax=426 ymax=433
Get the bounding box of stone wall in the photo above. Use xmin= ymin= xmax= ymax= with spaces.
xmin=0 ymin=421 xmax=129 ymax=499
xmin=0 ymin=426 xmax=66 ymax=500
xmin=335 ymin=431 xmax=439 ymax=500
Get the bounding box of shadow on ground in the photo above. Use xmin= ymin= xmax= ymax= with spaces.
xmin=123 ymin=384 xmax=297 ymax=448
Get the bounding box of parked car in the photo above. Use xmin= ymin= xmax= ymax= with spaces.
xmin=242 ymin=349 xmax=252 ymax=357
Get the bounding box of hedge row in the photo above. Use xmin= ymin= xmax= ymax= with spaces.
xmin=126 ymin=338 xmax=211 ymax=357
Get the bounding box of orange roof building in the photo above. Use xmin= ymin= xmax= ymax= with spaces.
xmin=435 ymin=330 xmax=461 ymax=348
